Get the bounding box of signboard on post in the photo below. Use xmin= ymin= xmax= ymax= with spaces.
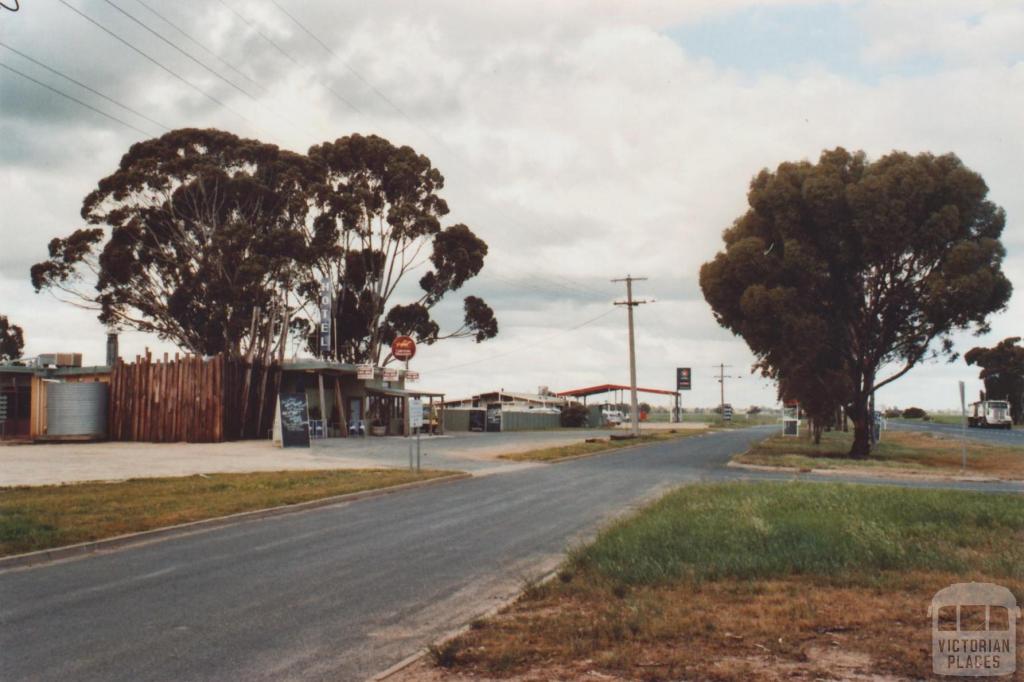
xmin=391 ymin=336 xmax=416 ymax=361
xmin=383 ymin=367 xmax=399 ymax=382
xmin=722 ymin=404 xmax=733 ymax=422
xmin=357 ymin=364 xmax=374 ymax=380
xmin=676 ymin=367 xmax=691 ymax=391
xmin=405 ymin=371 xmax=419 ymax=382
xmin=409 ymin=398 xmax=423 ymax=428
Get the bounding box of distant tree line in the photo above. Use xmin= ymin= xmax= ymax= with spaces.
xmin=31 ymin=129 xmax=497 ymax=365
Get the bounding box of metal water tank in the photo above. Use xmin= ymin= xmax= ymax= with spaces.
xmin=47 ymin=382 xmax=108 ymax=438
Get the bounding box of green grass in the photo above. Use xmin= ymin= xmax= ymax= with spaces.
xmin=499 ymin=429 xmax=705 ymax=462
xmin=735 ymin=428 xmax=1024 ymax=478
xmin=0 ymin=469 xmax=454 ymax=556
xmin=569 ymin=481 xmax=1024 ymax=586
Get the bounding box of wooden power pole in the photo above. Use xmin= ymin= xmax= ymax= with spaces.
xmin=613 ymin=275 xmax=650 ymax=438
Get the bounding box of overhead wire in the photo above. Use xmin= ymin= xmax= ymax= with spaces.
xmin=263 ymin=2 xmax=609 ymax=300
xmin=420 ymin=307 xmax=617 ymax=374
xmin=130 ymin=0 xmax=267 ymax=96
xmin=0 ymin=61 xmax=153 ymax=136
xmin=217 ymin=0 xmax=362 ymax=114
xmin=99 ymin=0 xmax=257 ymax=100
xmin=0 ymin=41 xmax=170 ymax=132
xmin=56 ymin=0 xmax=258 ymax=131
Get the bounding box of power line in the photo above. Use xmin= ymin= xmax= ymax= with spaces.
xmin=131 ymin=0 xmax=267 ymax=96
xmin=421 ymin=307 xmax=617 ymax=374
xmin=57 ymin=0 xmax=255 ymax=130
xmin=0 ymin=61 xmax=152 ymax=136
xmin=217 ymin=0 xmax=362 ymax=114
xmin=218 ymin=0 xmax=297 ymax=65
xmin=0 ymin=42 xmax=169 ymax=132
xmin=264 ymin=4 xmax=604 ymax=299
xmin=99 ymin=0 xmax=255 ymax=100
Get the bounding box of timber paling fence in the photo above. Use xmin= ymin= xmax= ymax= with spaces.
xmin=108 ymin=352 xmax=280 ymax=443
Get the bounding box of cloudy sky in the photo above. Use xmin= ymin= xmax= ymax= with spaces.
xmin=1 ymin=0 xmax=1022 ymax=411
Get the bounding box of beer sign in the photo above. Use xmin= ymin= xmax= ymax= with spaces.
xmin=391 ymin=336 xmax=416 ymax=361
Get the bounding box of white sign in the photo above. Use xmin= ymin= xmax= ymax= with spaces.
xmin=409 ymin=399 xmax=424 ymax=428
xmin=405 ymin=371 xmax=419 ymax=382
xmin=383 ymin=367 xmax=400 ymax=382
xmin=357 ymin=364 xmax=374 ymax=380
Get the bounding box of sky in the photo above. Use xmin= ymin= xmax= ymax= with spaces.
xmin=1 ymin=0 xmax=1022 ymax=412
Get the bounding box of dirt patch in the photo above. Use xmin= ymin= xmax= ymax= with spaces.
xmin=388 ymin=573 xmax=1022 ymax=681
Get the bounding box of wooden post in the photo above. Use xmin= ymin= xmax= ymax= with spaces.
xmin=334 ymin=376 xmax=347 ymax=437
xmin=317 ymin=372 xmax=327 ymax=439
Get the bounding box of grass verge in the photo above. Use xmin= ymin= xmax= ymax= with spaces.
xmin=0 ymin=468 xmax=453 ymax=557
xmin=734 ymin=428 xmax=1024 ymax=479
xmin=498 ymin=429 xmax=705 ymax=462
xmin=430 ymin=482 xmax=1024 ymax=680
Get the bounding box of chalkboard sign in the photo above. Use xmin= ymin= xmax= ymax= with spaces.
xmin=280 ymin=393 xmax=310 ymax=448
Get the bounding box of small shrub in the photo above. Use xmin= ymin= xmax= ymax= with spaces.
xmin=902 ymin=407 xmax=928 ymax=419
xmin=560 ymin=403 xmax=590 ymax=427
xmin=427 ymin=640 xmax=462 ymax=668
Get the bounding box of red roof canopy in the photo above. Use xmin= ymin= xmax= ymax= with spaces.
xmin=556 ymin=383 xmax=678 ymax=398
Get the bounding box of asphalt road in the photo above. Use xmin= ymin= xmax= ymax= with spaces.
xmin=2 ymin=426 xmax=1022 ymax=682
xmin=887 ymin=419 xmax=1024 ymax=446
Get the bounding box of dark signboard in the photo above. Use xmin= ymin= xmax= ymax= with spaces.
xmin=676 ymin=367 xmax=691 ymax=390
xmin=280 ymin=393 xmax=310 ymax=448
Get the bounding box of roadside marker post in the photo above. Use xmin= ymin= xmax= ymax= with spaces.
xmin=959 ymin=380 xmax=967 ymax=471
xmin=409 ymin=398 xmax=424 ymax=472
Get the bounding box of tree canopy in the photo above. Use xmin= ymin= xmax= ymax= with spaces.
xmin=31 ymin=129 xmax=315 ymax=358
xmin=31 ymin=129 xmax=497 ymax=363
xmin=298 ymin=134 xmax=496 ymax=365
xmin=965 ymin=337 xmax=1024 ymax=424
xmin=700 ymin=148 xmax=1012 ymax=457
xmin=0 ymin=315 xmax=24 ymax=362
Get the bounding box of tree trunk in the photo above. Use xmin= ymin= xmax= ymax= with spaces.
xmin=848 ymin=397 xmax=871 ymax=459
xmin=813 ymin=420 xmax=823 ymax=445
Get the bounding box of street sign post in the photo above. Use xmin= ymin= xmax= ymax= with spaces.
xmin=959 ymin=380 xmax=967 ymax=470
xmin=722 ymin=404 xmax=733 ymax=422
xmin=408 ymin=398 xmax=424 ymax=471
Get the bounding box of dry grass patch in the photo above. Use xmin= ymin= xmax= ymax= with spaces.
xmin=438 ymin=572 xmax=1021 ymax=681
xmin=0 ymin=468 xmax=454 ymax=556
xmin=735 ymin=429 xmax=1024 ymax=479
xmin=420 ymin=482 xmax=1024 ymax=681
xmin=499 ymin=430 xmax=705 ymax=463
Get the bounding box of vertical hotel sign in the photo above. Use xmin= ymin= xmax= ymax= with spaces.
xmin=319 ymin=278 xmax=332 ymax=355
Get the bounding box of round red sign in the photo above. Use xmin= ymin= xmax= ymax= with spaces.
xmin=391 ymin=336 xmax=416 ymax=361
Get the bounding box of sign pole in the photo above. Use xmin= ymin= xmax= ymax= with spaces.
xmin=959 ymin=380 xmax=967 ymax=471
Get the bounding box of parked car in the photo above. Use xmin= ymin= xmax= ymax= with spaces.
xmin=602 ymin=409 xmax=624 ymax=426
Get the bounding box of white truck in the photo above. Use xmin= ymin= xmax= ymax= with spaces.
xmin=967 ymin=400 xmax=1013 ymax=429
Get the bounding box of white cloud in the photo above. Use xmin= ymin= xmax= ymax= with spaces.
xmin=1 ymin=1 xmax=1021 ymax=411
